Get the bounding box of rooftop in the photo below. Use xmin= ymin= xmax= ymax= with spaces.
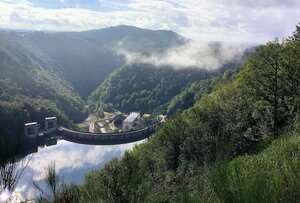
xmin=143 ymin=114 xmax=151 ymax=118
xmin=123 ymin=112 xmax=140 ymax=123
xmin=45 ymin=117 xmax=57 ymax=120
xmin=25 ymin=122 xmax=37 ymax=126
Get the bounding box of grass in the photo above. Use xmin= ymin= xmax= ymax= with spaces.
xmin=210 ymin=133 xmax=300 ymax=203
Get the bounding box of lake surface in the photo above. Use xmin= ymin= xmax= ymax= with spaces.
xmin=16 ymin=139 xmax=142 ymax=200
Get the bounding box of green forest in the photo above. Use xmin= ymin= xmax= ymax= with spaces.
xmin=42 ymin=25 xmax=300 ymax=202
xmin=166 ymin=68 xmax=237 ymax=116
xmin=88 ymin=44 xmax=247 ymax=117
xmin=0 ymin=32 xmax=87 ymax=133
xmin=88 ymin=63 xmax=244 ymax=116
xmin=88 ymin=63 xmax=212 ymax=115
xmin=0 ymin=25 xmax=188 ymax=135
xmin=26 ymin=25 xmax=186 ymax=99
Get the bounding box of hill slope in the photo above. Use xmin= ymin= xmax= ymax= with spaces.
xmin=0 ymin=25 xmax=188 ymax=133
xmin=25 ymin=25 xmax=186 ymax=98
xmin=88 ymin=63 xmax=212 ymax=115
xmin=88 ymin=58 xmax=244 ymax=116
xmin=0 ymin=32 xmax=86 ymax=132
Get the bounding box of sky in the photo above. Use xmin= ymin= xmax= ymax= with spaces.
xmin=0 ymin=0 xmax=299 ymax=43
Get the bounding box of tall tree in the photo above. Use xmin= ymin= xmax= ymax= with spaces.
xmin=282 ymin=32 xmax=300 ymax=116
xmin=288 ymin=23 xmax=300 ymax=41
xmin=239 ymin=40 xmax=284 ymax=136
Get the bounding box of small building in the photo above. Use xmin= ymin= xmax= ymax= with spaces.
xmin=142 ymin=114 xmax=151 ymax=119
xmin=45 ymin=117 xmax=57 ymax=132
xmin=25 ymin=122 xmax=38 ymax=139
xmin=122 ymin=112 xmax=140 ymax=131
xmin=89 ymin=122 xmax=95 ymax=133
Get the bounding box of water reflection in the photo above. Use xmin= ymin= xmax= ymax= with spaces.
xmin=16 ymin=139 xmax=142 ymax=199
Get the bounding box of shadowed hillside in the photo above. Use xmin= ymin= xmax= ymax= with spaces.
xmin=25 ymin=25 xmax=186 ymax=98
xmin=0 ymin=32 xmax=86 ymax=132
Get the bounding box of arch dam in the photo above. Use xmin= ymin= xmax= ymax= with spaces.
xmin=57 ymin=122 xmax=160 ymax=145
xmin=25 ymin=118 xmax=160 ymax=146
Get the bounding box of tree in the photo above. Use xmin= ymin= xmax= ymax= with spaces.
xmin=0 ymin=132 xmax=31 ymax=202
xmin=238 ymin=40 xmax=284 ymax=136
xmin=281 ymin=35 xmax=300 ymax=116
xmin=32 ymin=161 xmax=80 ymax=203
xmin=288 ymin=23 xmax=300 ymax=41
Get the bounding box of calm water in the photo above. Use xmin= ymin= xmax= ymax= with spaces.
xmin=16 ymin=139 xmax=142 ymax=199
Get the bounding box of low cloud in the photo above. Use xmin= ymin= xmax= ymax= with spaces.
xmin=116 ymin=42 xmax=245 ymax=70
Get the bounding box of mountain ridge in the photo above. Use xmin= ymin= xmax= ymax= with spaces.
xmin=22 ymin=25 xmax=187 ymax=98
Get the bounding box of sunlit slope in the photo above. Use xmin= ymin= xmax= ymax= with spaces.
xmin=0 ymin=32 xmax=85 ymax=131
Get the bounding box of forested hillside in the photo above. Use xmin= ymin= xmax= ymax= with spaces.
xmin=0 ymin=32 xmax=86 ymax=132
xmin=26 ymin=25 xmax=185 ymax=98
xmin=0 ymin=25 xmax=187 ymax=134
xmin=88 ymin=60 xmax=245 ymax=116
xmin=167 ymin=48 xmax=254 ymax=116
xmin=88 ymin=63 xmax=212 ymax=115
xmin=166 ymin=69 xmax=236 ymax=116
xmin=61 ymin=25 xmax=300 ymax=202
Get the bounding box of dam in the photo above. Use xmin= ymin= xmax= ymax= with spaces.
xmin=24 ymin=117 xmax=160 ymax=145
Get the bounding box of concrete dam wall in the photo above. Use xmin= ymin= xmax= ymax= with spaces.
xmin=58 ymin=122 xmax=159 ymax=145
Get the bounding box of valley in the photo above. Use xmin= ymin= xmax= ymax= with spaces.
xmin=0 ymin=25 xmax=243 ymax=136
xmin=0 ymin=22 xmax=299 ymax=202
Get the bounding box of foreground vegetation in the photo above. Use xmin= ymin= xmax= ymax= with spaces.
xmin=32 ymin=124 xmax=300 ymax=203
xmin=210 ymin=132 xmax=300 ymax=203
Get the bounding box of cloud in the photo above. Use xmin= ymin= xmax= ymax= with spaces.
xmin=10 ymin=12 xmax=24 ymax=22
xmin=216 ymin=0 xmax=300 ymax=8
xmin=24 ymin=140 xmax=138 ymax=181
xmin=0 ymin=0 xmax=299 ymax=43
xmin=116 ymin=41 xmax=244 ymax=70
xmin=16 ymin=139 xmax=141 ymax=199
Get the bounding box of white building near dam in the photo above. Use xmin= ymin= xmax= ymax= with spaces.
xmin=122 ymin=112 xmax=140 ymax=131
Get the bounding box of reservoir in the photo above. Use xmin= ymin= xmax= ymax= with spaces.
xmin=16 ymin=139 xmax=142 ymax=199
xmin=13 ymin=115 xmax=158 ymax=199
